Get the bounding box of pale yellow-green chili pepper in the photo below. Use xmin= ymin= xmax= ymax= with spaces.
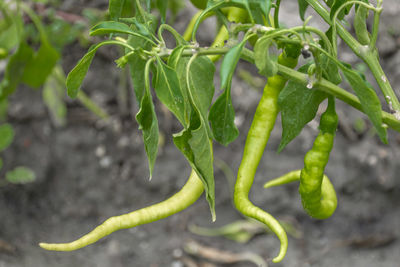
xmin=264 ymin=170 xmax=337 ymax=219
xmin=264 ymin=97 xmax=339 ymax=220
xmin=233 ymin=52 xmax=298 ymax=263
xmin=39 ymin=170 xmax=203 ymax=251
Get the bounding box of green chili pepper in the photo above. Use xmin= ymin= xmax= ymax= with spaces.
xmin=264 ymin=97 xmax=338 ymax=220
xmin=183 ymin=10 xmax=209 ymax=41
xmin=39 ymin=170 xmax=204 ymax=251
xmin=264 ymin=170 xmax=337 ymax=219
xmin=233 ymin=52 xmax=298 ymax=263
xmin=299 ymin=97 xmax=338 ymax=219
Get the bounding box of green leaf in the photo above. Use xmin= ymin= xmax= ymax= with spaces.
xmin=156 ymin=0 xmax=167 ymax=23
xmin=187 ymin=56 xmax=216 ymax=137
xmin=109 ymin=0 xmax=126 ymax=21
xmin=126 ymin=31 xmax=154 ymax=104
xmin=330 ymin=0 xmax=353 ymax=21
xmin=209 ymin=83 xmax=238 ymax=146
xmin=90 ymin=21 xmax=137 ymax=36
xmin=298 ymin=0 xmax=309 ymax=21
xmin=172 ymin=54 xmax=216 ymax=220
xmin=109 ymin=0 xmax=134 ymax=19
xmin=173 ymin=111 xmax=215 ymax=221
xmin=325 ymin=0 xmax=334 ymax=6
xmin=119 ymin=17 xmax=153 ymax=38
xmin=258 ymin=0 xmax=273 ymax=21
xmin=132 ymin=59 xmax=159 ymax=179
xmin=42 ymin=65 xmax=67 ymax=127
xmin=325 ymin=26 xmax=334 ymax=43
xmin=136 ymin=92 xmax=159 ymax=179
xmin=66 ymin=45 xmax=97 ymax=98
xmin=0 ymin=21 xmax=19 ymax=51
xmin=248 ymin=0 xmax=265 ymax=25
xmin=354 ymin=5 xmax=370 ymax=45
xmin=132 ymin=0 xmax=155 ymax=23
xmin=208 ymin=41 xmax=244 ymax=146
xmin=167 ymin=45 xmax=185 ymax=69
xmin=6 ymin=166 xmax=36 ymax=184
xmin=283 ymin=43 xmax=302 ymax=59
xmin=154 ymin=56 xmax=187 ymax=127
xmin=126 ymin=22 xmax=155 ymax=51
xmin=319 ymin=54 xmax=342 ymax=85
xmin=0 ymin=123 xmax=14 ymax=151
xmin=187 ymin=122 xmax=215 ymax=220
xmin=21 ymin=41 xmax=59 ymax=88
xmin=220 ymin=40 xmax=246 ymax=91
xmin=278 ymin=64 xmax=327 ymax=152
xmin=168 ymin=0 xmax=185 ymax=18
xmin=120 ymin=0 xmax=135 ymax=17
xmin=0 ymin=4 xmax=22 ymax=50
xmin=66 ymin=40 xmax=128 ymax=98
xmin=170 ymin=46 xmax=192 ymax=123
xmin=128 ymin=53 xmax=147 ymax=103
xmin=254 ymin=36 xmax=277 ymax=77
xmin=126 ymin=39 xmax=159 ymax=178
xmin=341 ymin=66 xmax=387 ymax=143
xmin=0 ymin=3 xmax=13 ymax=32
xmin=0 ymin=42 xmax=33 ymax=99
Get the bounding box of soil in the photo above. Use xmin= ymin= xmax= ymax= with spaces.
xmin=1 ymin=1 xmax=400 ymax=267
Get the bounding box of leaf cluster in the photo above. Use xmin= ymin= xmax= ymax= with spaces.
xmin=47 ymin=0 xmax=400 ymax=220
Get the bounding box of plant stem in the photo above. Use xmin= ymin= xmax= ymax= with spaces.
xmin=134 ymin=0 xmax=147 ymax=20
xmin=158 ymin=24 xmax=187 ymax=45
xmin=19 ymin=3 xmax=50 ymax=44
xmin=158 ymin=46 xmax=254 ymax=62
xmin=306 ymin=0 xmax=400 ymax=119
xmin=277 ymin=64 xmax=400 ymax=132
xmin=370 ymin=0 xmax=383 ymax=51
xmin=305 ymin=0 xmax=360 ymax=50
xmin=331 ymin=0 xmax=379 ymax=57
xmin=363 ymin=52 xmax=400 ymax=118
xmin=158 ymin=44 xmax=400 ymax=132
xmin=274 ymin=0 xmax=281 ymax=28
xmin=207 ymin=25 xmax=229 ymax=62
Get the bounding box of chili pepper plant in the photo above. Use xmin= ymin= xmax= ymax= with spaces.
xmin=39 ymin=0 xmax=400 ymax=263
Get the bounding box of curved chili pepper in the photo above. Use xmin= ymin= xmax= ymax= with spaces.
xmin=264 ymin=97 xmax=339 ymax=220
xmin=233 ymin=52 xmax=298 ymax=263
xmin=299 ymin=97 xmax=338 ymax=219
xmin=39 ymin=170 xmax=204 ymax=251
xmin=264 ymin=170 xmax=337 ymax=219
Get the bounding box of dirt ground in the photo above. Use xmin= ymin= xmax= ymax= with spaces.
xmin=1 ymin=1 xmax=400 ymax=266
